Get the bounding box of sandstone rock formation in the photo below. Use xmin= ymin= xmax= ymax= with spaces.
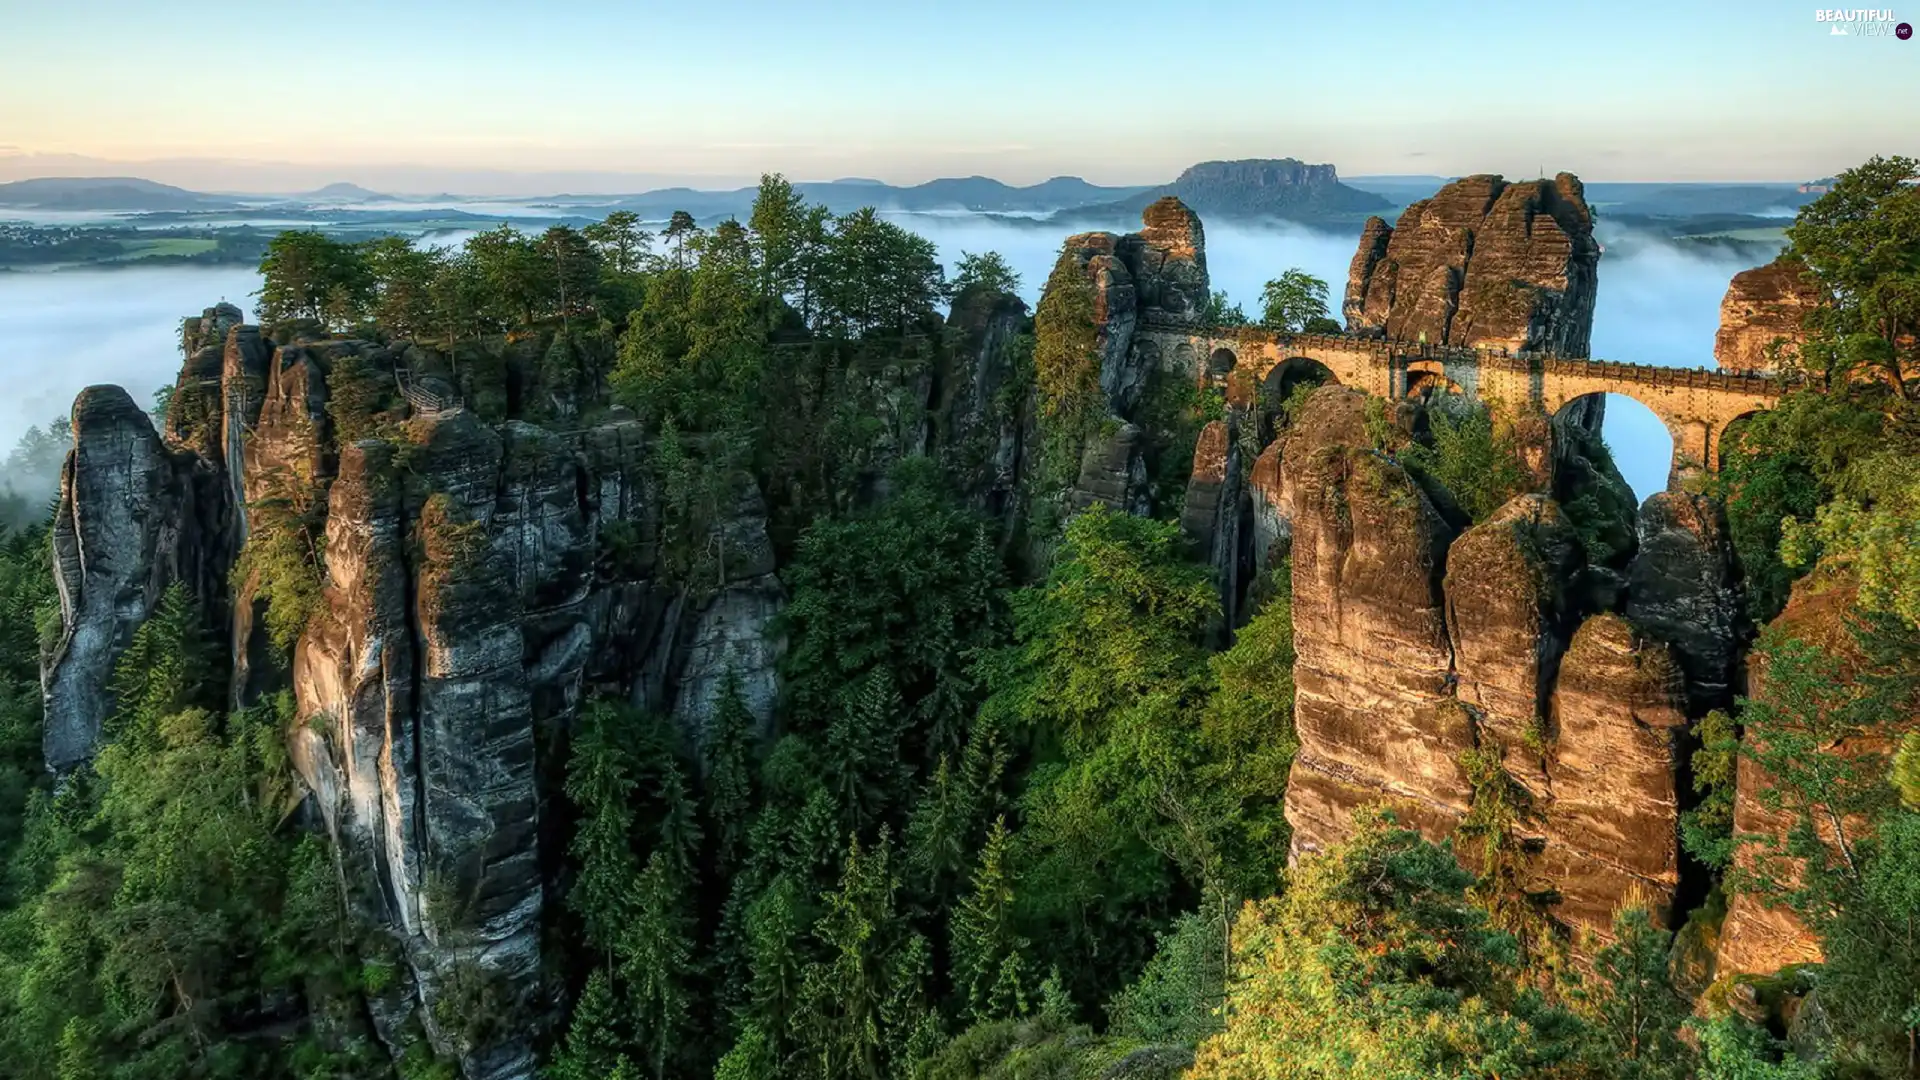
xmin=42 ymin=387 xmax=214 ymax=772
xmin=1048 ymin=197 xmax=1211 ymax=422
xmin=1714 ymin=570 xmax=1914 ymax=977
xmin=1276 ymin=387 xmax=1695 ymax=948
xmin=39 ymin=303 xmax=817 ymax=1077
xmin=1344 ymin=174 xmax=1600 ymax=356
xmin=1541 ymin=614 xmax=1689 ymax=937
xmin=1180 ymin=419 xmax=1250 ymax=630
xmin=932 ymin=285 xmax=1034 ymax=530
xmin=1283 ymin=392 xmax=1463 ymax=855
xmin=1068 ymin=422 xmax=1151 ymax=517
xmin=1625 ymin=492 xmax=1744 ymax=712
xmin=1445 ymin=494 xmax=1580 ymax=790
xmin=1714 ymin=255 xmax=1818 ymax=372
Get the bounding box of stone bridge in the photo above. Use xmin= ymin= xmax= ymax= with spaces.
xmin=1135 ymin=321 xmax=1791 ymax=474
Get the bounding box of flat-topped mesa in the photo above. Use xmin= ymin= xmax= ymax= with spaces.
xmin=1714 ymin=255 xmax=1819 ymax=373
xmin=1344 ymin=173 xmax=1600 ymax=357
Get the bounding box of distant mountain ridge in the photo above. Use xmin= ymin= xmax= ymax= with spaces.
xmin=600 ymin=174 xmax=1154 ymax=218
xmin=0 ymin=176 xmax=237 ymax=212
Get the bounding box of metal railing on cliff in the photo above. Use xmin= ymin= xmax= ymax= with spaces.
xmin=394 ymin=368 xmax=463 ymax=415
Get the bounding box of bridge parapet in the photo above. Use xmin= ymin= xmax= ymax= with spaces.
xmin=1141 ymin=317 xmax=1794 ymax=392
xmin=1136 ymin=318 xmax=1797 ymax=477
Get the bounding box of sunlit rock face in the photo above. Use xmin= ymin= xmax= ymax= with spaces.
xmin=1445 ymin=493 xmax=1580 ymax=796
xmin=1275 ymin=384 xmax=1696 ymax=950
xmin=1047 ymin=196 xmax=1212 ymax=422
xmin=1713 ymin=255 xmax=1819 ymax=373
xmin=1540 ymin=613 xmax=1689 ymax=941
xmin=1344 ymin=173 xmax=1599 ymax=356
xmin=1282 ymin=390 xmax=1464 ymax=856
xmin=1715 ymin=571 xmax=1913 ymax=979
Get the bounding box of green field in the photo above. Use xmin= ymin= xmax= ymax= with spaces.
xmin=109 ymin=237 xmax=220 ymax=260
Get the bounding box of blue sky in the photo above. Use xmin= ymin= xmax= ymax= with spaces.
xmin=2 ymin=0 xmax=1916 ymax=191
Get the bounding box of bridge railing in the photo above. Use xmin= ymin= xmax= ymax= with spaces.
xmin=1136 ymin=318 xmax=1795 ymax=395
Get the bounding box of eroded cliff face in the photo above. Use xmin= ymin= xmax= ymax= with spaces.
xmin=1275 ymin=387 xmax=1706 ymax=947
xmin=43 ymin=385 xmax=231 ymax=772
xmin=1044 ymin=198 xmax=1212 ymax=518
xmin=1712 ymin=570 xmax=1914 ymax=979
xmin=1344 ymin=173 xmax=1600 ymax=356
xmin=1714 ymin=255 xmax=1819 ymax=373
xmin=1625 ymin=492 xmax=1745 ymax=713
xmin=44 ymin=282 xmax=1098 ymax=1074
xmin=1541 ymin=614 xmax=1689 ymax=937
xmin=1283 ymin=398 xmax=1464 ymax=854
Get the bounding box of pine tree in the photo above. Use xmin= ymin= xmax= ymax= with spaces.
xmin=793 ymin=832 xmax=910 ymax=1080
xmin=547 ymin=968 xmax=629 ymax=1080
xmin=563 ymin=704 xmax=642 ymax=959
xmin=1575 ymin=907 xmax=1694 ymax=1080
xmin=621 ymin=851 xmax=698 ymax=1080
xmin=822 ymin=669 xmax=909 ymax=834
xmin=704 ymin=676 xmax=758 ymax=875
xmin=950 ymin=817 xmax=1029 ymax=1023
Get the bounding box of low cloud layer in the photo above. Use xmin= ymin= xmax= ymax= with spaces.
xmin=0 ymin=218 xmax=1776 ymax=508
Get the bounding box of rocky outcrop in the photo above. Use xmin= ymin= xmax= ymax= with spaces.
xmin=287 ymin=406 xmax=680 ymax=1078
xmin=1130 ymin=197 xmax=1210 ymax=326
xmin=29 ymin=299 xmax=801 ymax=1077
xmin=1715 ymin=571 xmax=1913 ymax=977
xmin=641 ymin=470 xmax=786 ymax=749
xmin=1283 ymin=391 xmax=1463 ymax=856
xmin=42 ymin=387 xmax=209 ymax=772
xmin=1625 ymin=492 xmax=1743 ymax=712
xmin=932 ymin=286 xmax=1033 ymax=528
xmin=1445 ymin=495 xmax=1580 ymax=791
xmin=1714 ymin=256 xmax=1818 ymax=372
xmin=1276 ymin=388 xmax=1697 ymax=950
xmin=1068 ymin=422 xmax=1151 ymax=517
xmin=1343 ymin=174 xmax=1600 ymax=356
xmin=1541 ymin=614 xmax=1689 ymax=938
xmin=1180 ymin=419 xmax=1249 ymax=629
xmin=1047 ymin=197 xmax=1212 ymax=422
xmin=1247 ymin=442 xmax=1287 ymax=575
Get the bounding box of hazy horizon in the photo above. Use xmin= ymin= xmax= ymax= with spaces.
xmin=0 ymin=151 xmax=1835 ymax=200
xmin=0 ymin=212 xmax=1765 ymax=505
xmin=5 ymin=1 xmax=1915 ymax=197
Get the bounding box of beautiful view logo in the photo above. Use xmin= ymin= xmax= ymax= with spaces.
xmin=1815 ymin=8 xmax=1907 ymax=34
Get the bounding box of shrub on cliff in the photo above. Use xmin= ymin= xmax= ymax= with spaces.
xmin=1397 ymin=395 xmax=1528 ymax=522
xmin=1187 ymin=809 xmax=1592 ymax=1080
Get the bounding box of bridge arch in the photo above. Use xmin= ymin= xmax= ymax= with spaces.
xmin=1553 ymin=392 xmax=1673 ymax=502
xmin=1714 ymin=410 xmax=1765 ymax=470
xmin=1404 ymin=358 xmax=1465 ymax=398
xmin=1257 ymin=357 xmax=1339 ymax=427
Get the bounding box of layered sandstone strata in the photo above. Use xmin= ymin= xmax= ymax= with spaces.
xmin=1714 ymin=256 xmax=1819 ymax=372
xmin=1344 ymin=174 xmax=1600 ymax=356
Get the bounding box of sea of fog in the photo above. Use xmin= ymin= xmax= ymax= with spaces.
xmin=0 ymin=215 xmax=1777 ymax=504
